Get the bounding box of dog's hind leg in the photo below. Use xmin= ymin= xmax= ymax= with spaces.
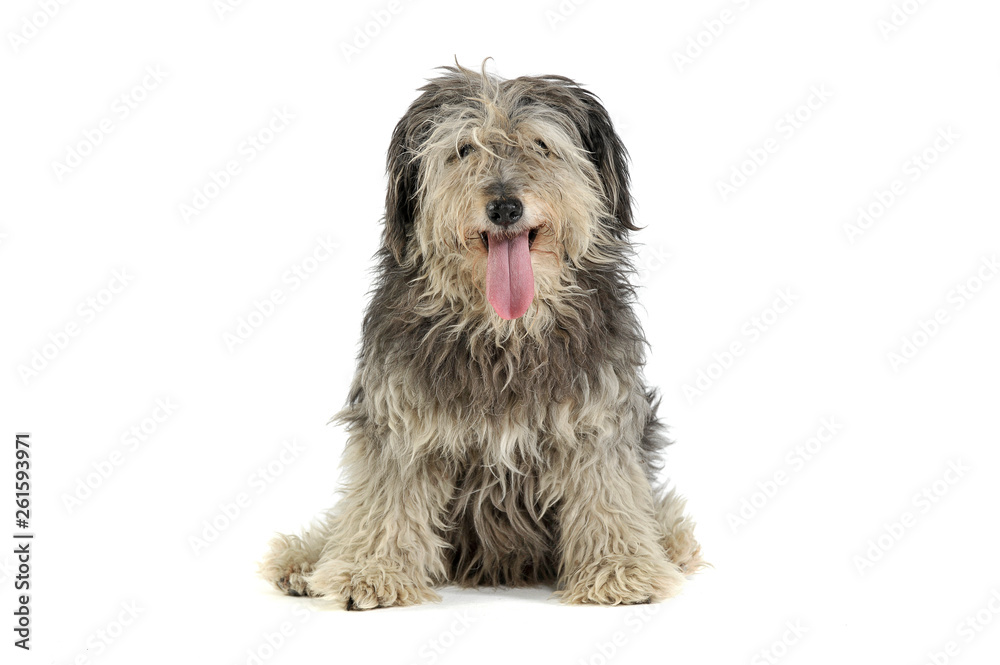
xmin=259 ymin=517 xmax=333 ymax=597
xmin=653 ymin=487 xmax=706 ymax=574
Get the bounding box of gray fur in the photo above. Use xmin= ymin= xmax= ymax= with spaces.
xmin=260 ymin=64 xmax=703 ymax=608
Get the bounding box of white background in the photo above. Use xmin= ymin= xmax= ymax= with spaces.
xmin=2 ymin=0 xmax=999 ymax=663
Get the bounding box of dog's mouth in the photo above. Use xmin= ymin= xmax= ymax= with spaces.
xmin=480 ymin=227 xmax=538 ymax=320
xmin=479 ymin=227 xmax=539 ymax=250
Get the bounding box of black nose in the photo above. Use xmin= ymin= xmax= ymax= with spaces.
xmin=486 ymin=197 xmax=523 ymax=226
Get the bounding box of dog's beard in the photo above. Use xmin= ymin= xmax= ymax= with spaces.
xmin=484 ymin=229 xmax=534 ymax=320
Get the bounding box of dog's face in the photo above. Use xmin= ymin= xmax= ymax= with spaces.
xmin=385 ymin=66 xmax=635 ymax=327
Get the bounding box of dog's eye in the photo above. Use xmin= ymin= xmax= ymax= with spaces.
xmin=458 ymin=143 xmax=475 ymax=159
xmin=535 ymin=139 xmax=549 ymax=154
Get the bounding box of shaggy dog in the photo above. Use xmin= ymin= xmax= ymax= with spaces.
xmin=260 ymin=64 xmax=703 ymax=609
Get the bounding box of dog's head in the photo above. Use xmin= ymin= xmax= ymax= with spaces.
xmin=383 ymin=63 xmax=635 ymax=324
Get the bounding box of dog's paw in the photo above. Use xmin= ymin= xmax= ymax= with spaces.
xmin=306 ymin=558 xmax=440 ymax=610
xmin=259 ymin=534 xmax=316 ymax=597
xmin=558 ymin=553 xmax=685 ymax=605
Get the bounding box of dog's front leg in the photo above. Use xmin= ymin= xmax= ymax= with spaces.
xmin=553 ymin=441 xmax=685 ymax=605
xmin=305 ymin=428 xmax=454 ymax=610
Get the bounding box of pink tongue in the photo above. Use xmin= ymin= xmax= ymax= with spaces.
xmin=486 ymin=230 xmax=534 ymax=320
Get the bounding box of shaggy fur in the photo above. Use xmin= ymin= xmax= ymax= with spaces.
xmin=260 ymin=63 xmax=704 ymax=609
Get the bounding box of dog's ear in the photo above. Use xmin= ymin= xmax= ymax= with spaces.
xmin=384 ymin=73 xmax=459 ymax=264
xmin=384 ymin=115 xmax=419 ymax=265
xmin=571 ymin=87 xmax=637 ymax=236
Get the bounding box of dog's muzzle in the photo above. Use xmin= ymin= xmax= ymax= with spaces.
xmin=483 ymin=195 xmax=533 ymax=320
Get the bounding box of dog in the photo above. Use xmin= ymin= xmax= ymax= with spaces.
xmin=260 ymin=63 xmax=703 ymax=609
